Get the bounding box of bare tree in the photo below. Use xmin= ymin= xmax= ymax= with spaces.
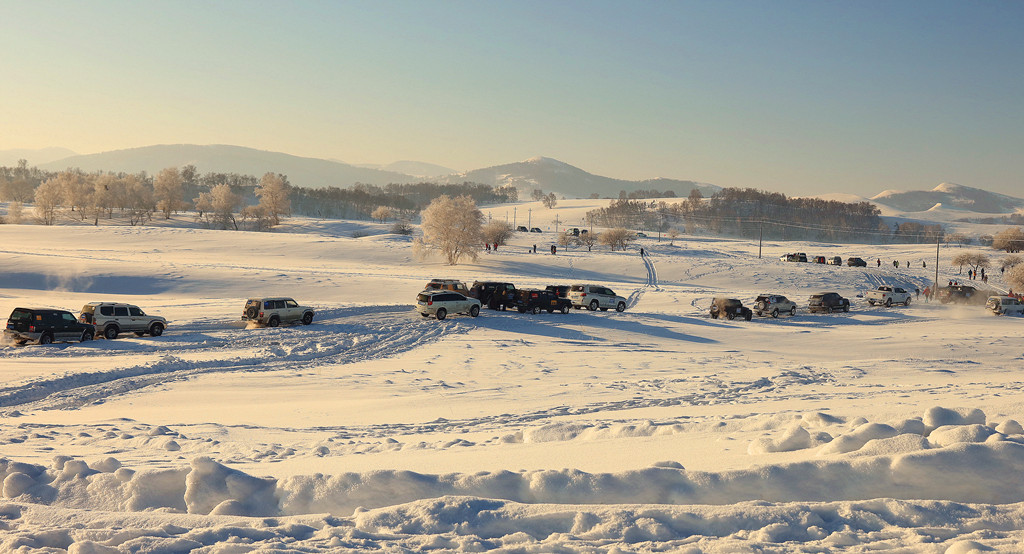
xmin=1001 ymin=255 xmax=1023 ymax=270
xmin=154 ymin=167 xmax=186 ymax=219
xmin=599 ymin=227 xmax=634 ymax=251
xmin=415 ymin=194 xmax=483 ymax=265
xmin=992 ymin=227 xmax=1024 ymax=253
xmin=667 ymin=227 xmax=681 ymax=245
xmin=391 ymin=218 xmax=413 ymax=235
xmin=1007 ymin=264 xmax=1024 ymax=292
xmin=541 ymin=192 xmax=558 ymax=209
xmin=371 ymin=205 xmax=393 ymax=223
xmin=255 ymin=172 xmax=290 ymax=227
xmin=531 ymin=188 xmax=545 ymax=202
xmin=951 ymin=252 xmax=991 ymax=275
xmin=482 ymin=220 xmax=514 ymax=246
xmin=34 ymin=178 xmax=63 ymax=225
xmin=579 ymin=231 xmax=597 ymax=251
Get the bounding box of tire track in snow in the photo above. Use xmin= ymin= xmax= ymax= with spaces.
xmin=0 ymin=306 xmax=470 ymax=411
xmin=627 ymin=252 xmax=659 ymax=309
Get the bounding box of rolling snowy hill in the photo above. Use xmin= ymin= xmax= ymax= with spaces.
xmin=872 ymin=182 xmax=1024 ymax=214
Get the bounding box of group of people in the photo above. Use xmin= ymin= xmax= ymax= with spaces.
xmin=878 ymin=259 xmax=926 ymax=269
xmin=966 ymin=267 xmax=989 ymax=283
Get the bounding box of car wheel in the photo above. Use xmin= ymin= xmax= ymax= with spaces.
xmin=268 ymin=317 xmax=280 ymax=327
xmin=436 ymin=308 xmax=447 ymax=320
xmin=885 ymin=298 xmax=892 ymax=307
xmin=826 ymin=306 xmax=833 ymax=314
xmin=843 ymin=304 xmax=850 ymax=312
xmin=150 ymin=322 xmax=164 ymax=336
xmin=39 ymin=333 xmax=54 ymax=345
xmin=710 ymin=310 xmax=718 ymax=319
xmin=771 ymin=309 xmax=779 ymax=318
xmin=589 ymin=300 xmax=599 ymax=311
xmin=745 ymin=311 xmax=752 ymax=321
xmin=616 ymin=302 xmax=625 ymax=312
xmin=561 ymin=305 xmax=570 ymax=314
xmin=532 ymin=306 xmax=541 ymax=315
xmin=790 ymin=306 xmax=797 ymax=316
xmin=727 ymin=312 xmax=735 ymax=320
xmin=81 ymin=330 xmax=94 ymax=342
xmin=469 ymin=305 xmax=480 ymax=317
xmin=302 ymin=312 xmax=314 ymax=325
xmin=245 ymin=306 xmax=258 ymax=319
xmin=104 ymin=326 xmax=119 ymax=340
xmin=905 ymin=298 xmax=911 ymax=306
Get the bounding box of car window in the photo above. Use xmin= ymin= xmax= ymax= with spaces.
xmin=100 ymin=306 xmax=114 ymax=316
xmin=62 ymin=313 xmax=77 ymax=322
xmin=417 ymin=293 xmax=430 ymax=303
xmin=274 ymin=300 xmax=287 ymax=309
xmin=10 ymin=310 xmax=31 ymax=321
xmin=264 ymin=301 xmax=274 ymax=309
xmin=114 ymin=307 xmax=130 ymax=317
xmin=286 ymin=300 xmax=298 ymax=308
xmin=129 ymin=307 xmax=144 ymax=316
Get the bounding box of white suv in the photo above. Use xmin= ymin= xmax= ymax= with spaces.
xmin=568 ymin=284 xmax=627 ymax=312
xmin=242 ymin=298 xmax=315 ymax=327
xmin=80 ymin=302 xmax=168 ymax=339
xmin=986 ymin=296 xmax=1024 ymax=316
xmin=417 ymin=290 xmax=481 ymax=320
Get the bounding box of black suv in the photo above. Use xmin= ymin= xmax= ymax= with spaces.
xmin=847 ymin=257 xmax=868 ymax=267
xmin=515 ymin=289 xmax=572 ymax=314
xmin=4 ymin=307 xmax=95 ymax=345
xmin=938 ymin=284 xmax=987 ymax=305
xmin=470 ymin=281 xmax=517 ymax=311
xmin=808 ymin=292 xmax=850 ymax=313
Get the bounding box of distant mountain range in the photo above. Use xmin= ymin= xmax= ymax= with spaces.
xmin=872 ymin=183 xmax=1024 ymax=214
xmin=0 ymin=147 xmax=77 ymax=166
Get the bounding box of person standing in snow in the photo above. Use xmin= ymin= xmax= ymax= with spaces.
xmin=640 ymin=247 xmax=645 ymax=257
xmin=877 ymin=258 xmax=882 ymax=267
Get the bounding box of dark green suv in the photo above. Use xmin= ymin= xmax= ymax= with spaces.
xmin=4 ymin=307 xmax=95 ymax=345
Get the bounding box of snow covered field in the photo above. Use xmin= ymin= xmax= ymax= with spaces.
xmin=2 ymin=214 xmax=1023 ymax=552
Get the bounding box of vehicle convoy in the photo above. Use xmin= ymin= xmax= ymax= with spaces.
xmin=417 ymin=290 xmax=481 ymax=320
xmin=241 ymin=297 xmax=315 ymax=327
xmin=515 ymin=289 xmax=572 ymax=314
xmin=938 ymin=284 xmax=987 ymax=305
xmin=5 ymin=307 xmax=94 ymax=345
xmin=808 ymin=292 xmax=850 ymax=313
xmin=867 ymin=286 xmax=913 ymax=307
xmin=80 ymin=302 xmax=167 ymax=339
xmin=986 ymin=296 xmax=1024 ymax=316
xmin=710 ymin=298 xmax=753 ymax=321
xmin=470 ymin=281 xmax=517 ymax=311
xmin=754 ymin=294 xmax=797 ymax=317
xmin=568 ymin=284 xmax=627 ymax=312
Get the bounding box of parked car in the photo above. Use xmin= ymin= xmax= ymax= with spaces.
xmin=568 ymin=228 xmax=580 ymax=236
xmin=709 ymin=298 xmax=753 ymax=321
xmin=866 ymin=286 xmax=912 ymax=307
xmin=811 ymin=256 xmax=826 ymax=264
xmin=754 ymin=294 xmax=797 ymax=318
xmin=847 ymin=257 xmax=868 ymax=267
xmin=780 ymin=253 xmax=808 ymax=262
xmin=469 ymin=281 xmax=517 ymax=311
xmin=636 ymin=232 xmax=648 ymax=238
xmin=986 ymin=296 xmax=1024 ymax=316
xmin=516 ymin=226 xmax=529 ymax=232
xmin=938 ymin=285 xmax=987 ymax=305
xmin=568 ymin=284 xmax=627 ymax=312
xmin=808 ymin=292 xmax=850 ymax=313
xmin=514 ymin=289 xmax=572 ymax=314
xmin=80 ymin=302 xmax=168 ymax=339
xmin=545 ymin=285 xmax=570 ymax=298
xmin=529 ymin=227 xmax=542 ymax=233
xmin=241 ymin=297 xmax=315 ymax=327
xmin=416 ymin=290 xmax=481 ymax=320
xmin=826 ymin=256 xmax=843 ymax=265
xmin=5 ymin=307 xmax=94 ymax=345
xmin=424 ymin=279 xmax=470 ymax=295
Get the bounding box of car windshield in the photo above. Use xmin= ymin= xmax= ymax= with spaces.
xmin=9 ymin=309 xmax=32 ymax=321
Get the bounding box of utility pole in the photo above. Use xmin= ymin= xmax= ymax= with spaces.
xmin=935 ymin=234 xmax=940 ymax=293
xmin=513 ymin=207 xmax=517 ymax=228
xmin=554 ymin=214 xmax=561 ymax=234
xmin=528 ymin=208 xmax=532 ymax=229
xmin=757 ymin=219 xmax=763 ymax=258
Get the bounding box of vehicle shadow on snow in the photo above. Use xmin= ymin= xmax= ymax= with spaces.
xmin=475 ymin=257 xmax=650 ymax=286
xmin=0 ymin=271 xmax=178 ymax=295
xmin=469 ymin=309 xmax=718 ymax=344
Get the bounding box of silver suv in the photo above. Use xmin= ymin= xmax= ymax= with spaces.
xmin=568 ymin=284 xmax=627 ymax=312
xmin=754 ymin=294 xmax=797 ymax=318
xmin=242 ymin=298 xmax=315 ymax=327
xmin=416 ymin=290 xmax=481 ymax=320
xmin=80 ymin=302 xmax=168 ymax=339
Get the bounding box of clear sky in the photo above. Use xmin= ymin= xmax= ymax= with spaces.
xmin=3 ymin=1 xmax=1023 ymax=196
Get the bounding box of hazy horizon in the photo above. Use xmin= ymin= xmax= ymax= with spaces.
xmin=4 ymin=1 xmax=1024 ymax=197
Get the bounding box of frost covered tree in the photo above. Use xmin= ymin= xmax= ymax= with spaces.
xmin=599 ymin=227 xmax=634 ymax=251
xmin=415 ymin=194 xmax=483 ymax=265
xmin=1007 ymin=264 xmax=1024 ymax=292
xmin=255 ymin=173 xmax=290 ymax=227
xmin=371 ymin=205 xmax=393 ymax=223
xmin=154 ymin=167 xmax=186 ymax=219
xmin=992 ymin=227 xmax=1024 ymax=253
xmin=482 ymin=220 xmax=514 ymax=246
xmin=951 ymin=252 xmax=990 ymax=275
xmin=122 ymin=175 xmax=155 ymax=226
xmin=34 ymin=177 xmax=63 ymax=225
xmin=54 ymin=170 xmax=91 ymax=221
xmin=6 ymin=201 xmax=23 ymax=224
